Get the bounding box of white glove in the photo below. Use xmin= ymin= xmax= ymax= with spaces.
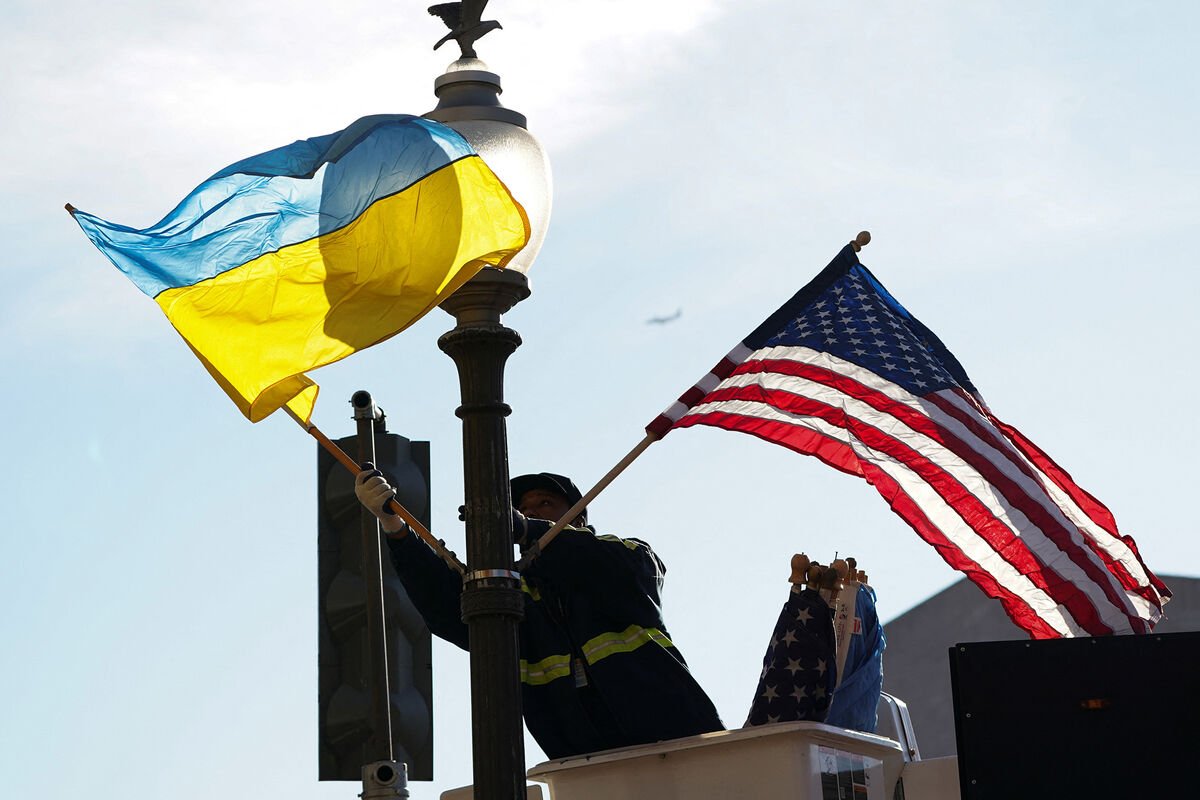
xmin=354 ymin=467 xmax=407 ymax=535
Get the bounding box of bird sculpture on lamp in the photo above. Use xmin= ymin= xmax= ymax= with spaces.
xmin=429 ymin=1 xmax=502 ymax=59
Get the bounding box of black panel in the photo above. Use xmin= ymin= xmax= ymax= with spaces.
xmin=949 ymin=632 xmax=1200 ymax=800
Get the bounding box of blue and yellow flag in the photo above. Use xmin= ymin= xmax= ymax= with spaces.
xmin=71 ymin=114 xmax=529 ymax=423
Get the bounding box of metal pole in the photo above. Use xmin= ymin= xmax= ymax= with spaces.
xmin=438 ymin=267 xmax=531 ymax=800
xmin=352 ymin=390 xmax=395 ymax=764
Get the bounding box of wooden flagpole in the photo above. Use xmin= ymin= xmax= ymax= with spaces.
xmin=515 ymin=431 xmax=660 ymax=571
xmin=286 ymin=408 xmax=467 ymax=576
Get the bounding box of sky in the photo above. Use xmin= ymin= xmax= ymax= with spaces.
xmin=2 ymin=1 xmax=1198 ymax=797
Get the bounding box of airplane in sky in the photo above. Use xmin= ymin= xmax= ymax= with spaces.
xmin=646 ymin=308 xmax=682 ymax=325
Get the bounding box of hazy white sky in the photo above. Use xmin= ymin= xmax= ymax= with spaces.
xmin=3 ymin=2 xmax=1198 ymax=798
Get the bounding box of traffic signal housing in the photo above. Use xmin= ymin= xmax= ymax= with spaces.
xmin=318 ymin=428 xmax=433 ymax=781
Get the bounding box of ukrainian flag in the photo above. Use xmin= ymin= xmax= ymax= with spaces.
xmin=71 ymin=114 xmax=529 ymax=423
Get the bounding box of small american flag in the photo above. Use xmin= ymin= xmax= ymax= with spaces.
xmin=648 ymin=244 xmax=1169 ymax=638
xmin=746 ymin=586 xmax=836 ymax=725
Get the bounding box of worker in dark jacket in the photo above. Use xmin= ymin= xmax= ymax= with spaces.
xmin=355 ymin=469 xmax=724 ymax=758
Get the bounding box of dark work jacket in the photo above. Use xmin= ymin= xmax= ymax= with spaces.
xmin=386 ymin=522 xmax=724 ymax=759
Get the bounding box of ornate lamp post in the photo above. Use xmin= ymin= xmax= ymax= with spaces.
xmin=426 ymin=8 xmax=553 ymax=799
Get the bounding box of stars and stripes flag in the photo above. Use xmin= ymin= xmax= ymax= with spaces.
xmin=646 ymin=243 xmax=1169 ymax=639
xmin=746 ymin=587 xmax=836 ymax=726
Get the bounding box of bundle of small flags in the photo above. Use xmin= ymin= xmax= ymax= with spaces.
xmin=745 ymin=555 xmax=885 ymax=732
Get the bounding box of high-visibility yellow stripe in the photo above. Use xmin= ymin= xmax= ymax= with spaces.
xmin=582 ymin=625 xmax=673 ymax=664
xmin=520 ymin=653 xmax=572 ymax=686
xmin=518 ymin=625 xmax=674 ymax=687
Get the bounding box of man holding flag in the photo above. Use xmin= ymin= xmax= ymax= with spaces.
xmin=355 ymin=467 xmax=725 ymax=758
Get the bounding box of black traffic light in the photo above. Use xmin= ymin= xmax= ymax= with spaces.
xmin=318 ymin=421 xmax=433 ymax=781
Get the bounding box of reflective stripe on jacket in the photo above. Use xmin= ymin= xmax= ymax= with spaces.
xmin=519 ymin=623 xmax=674 ymax=686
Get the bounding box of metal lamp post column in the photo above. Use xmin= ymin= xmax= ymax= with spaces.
xmin=426 ymin=38 xmax=551 ymax=798
xmin=438 ymin=268 xmax=531 ymax=800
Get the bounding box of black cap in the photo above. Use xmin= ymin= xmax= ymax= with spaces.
xmin=511 ymin=472 xmax=587 ymax=523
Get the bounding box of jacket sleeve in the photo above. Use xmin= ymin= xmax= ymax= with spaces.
xmin=387 ymin=532 xmax=469 ymax=650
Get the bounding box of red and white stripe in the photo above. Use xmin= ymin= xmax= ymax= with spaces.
xmin=659 ymin=344 xmax=1168 ymax=639
xmin=647 ymin=343 xmax=753 ymax=437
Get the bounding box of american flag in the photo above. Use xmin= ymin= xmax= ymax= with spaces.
xmin=648 ymin=244 xmax=1169 ymax=638
xmin=746 ymin=586 xmax=836 ymax=726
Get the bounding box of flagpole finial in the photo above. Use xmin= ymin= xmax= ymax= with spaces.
xmin=852 ymin=231 xmax=871 ymax=252
xmin=789 ymin=553 xmax=811 ymax=584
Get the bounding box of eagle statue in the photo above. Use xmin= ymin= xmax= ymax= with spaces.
xmin=428 ymin=1 xmax=502 ymax=59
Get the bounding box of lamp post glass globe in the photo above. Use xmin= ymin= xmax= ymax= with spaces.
xmin=448 ymin=118 xmax=551 ymax=275
xmin=427 ymin=58 xmax=552 ymax=277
